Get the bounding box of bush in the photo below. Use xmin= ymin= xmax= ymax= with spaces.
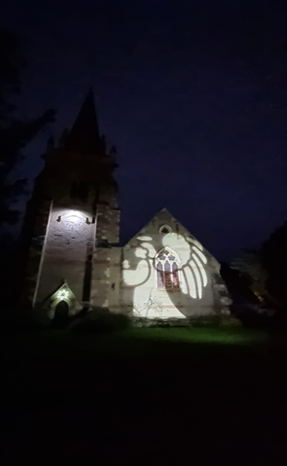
xmin=69 ymin=310 xmax=130 ymax=334
xmin=190 ymin=316 xmax=221 ymax=328
xmin=238 ymin=310 xmax=276 ymax=330
xmin=0 ymin=309 xmax=50 ymax=334
xmin=218 ymin=315 xmax=242 ymax=327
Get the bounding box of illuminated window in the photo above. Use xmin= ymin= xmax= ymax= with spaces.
xmin=78 ymin=181 xmax=89 ymax=201
xmin=159 ymin=224 xmax=173 ymax=234
xmin=70 ymin=181 xmax=78 ymax=198
xmin=156 ymin=249 xmax=180 ymax=290
xmin=57 ymin=289 xmax=69 ymax=300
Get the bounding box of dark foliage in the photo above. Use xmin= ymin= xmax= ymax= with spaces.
xmin=70 ymin=310 xmax=130 ymax=334
xmin=221 ymin=263 xmax=260 ymax=310
xmin=261 ymin=221 xmax=287 ymax=307
xmin=0 ymin=233 xmax=19 ymax=306
xmin=0 ymin=28 xmax=55 ymax=226
xmin=0 ymin=309 xmax=50 ymax=335
xmin=0 ymin=28 xmax=24 ymax=113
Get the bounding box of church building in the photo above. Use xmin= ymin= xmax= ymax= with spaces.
xmin=20 ymin=91 xmax=231 ymax=323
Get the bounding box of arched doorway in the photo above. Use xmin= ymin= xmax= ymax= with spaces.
xmin=54 ymin=300 xmax=69 ymax=326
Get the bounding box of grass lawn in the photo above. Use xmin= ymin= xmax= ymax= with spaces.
xmin=0 ymin=325 xmax=285 ymax=465
xmin=118 ymin=326 xmax=267 ymax=345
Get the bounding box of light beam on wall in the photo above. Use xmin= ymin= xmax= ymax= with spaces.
xmin=192 ymin=253 xmax=208 ymax=287
xmin=192 ymin=247 xmax=207 ymax=264
xmin=122 ymin=232 xmax=209 ymax=319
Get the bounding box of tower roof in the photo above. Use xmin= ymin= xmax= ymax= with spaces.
xmin=64 ymin=89 xmax=103 ymax=155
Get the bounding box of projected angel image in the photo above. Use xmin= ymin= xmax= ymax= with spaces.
xmin=122 ymin=232 xmax=210 ymax=320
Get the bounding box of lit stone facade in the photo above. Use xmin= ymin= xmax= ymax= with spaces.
xmin=120 ymin=208 xmax=230 ymax=320
xmin=21 ymin=172 xmax=120 ymax=315
xmin=20 ymin=91 xmax=120 ymax=316
xmin=20 ymin=92 xmax=230 ymax=321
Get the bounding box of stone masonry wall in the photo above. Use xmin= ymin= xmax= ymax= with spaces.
xmin=90 ymin=187 xmax=121 ymax=309
xmin=120 ymin=209 xmax=228 ymax=320
xmin=20 ymin=198 xmax=53 ymax=308
xmin=35 ymin=206 xmax=95 ymax=305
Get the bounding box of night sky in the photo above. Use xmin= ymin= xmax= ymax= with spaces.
xmin=2 ymin=0 xmax=287 ymax=260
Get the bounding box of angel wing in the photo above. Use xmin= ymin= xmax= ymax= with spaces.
xmin=162 ymin=233 xmax=208 ymax=300
xmin=123 ymin=242 xmax=156 ymax=287
xmin=181 ymin=243 xmax=208 ymax=299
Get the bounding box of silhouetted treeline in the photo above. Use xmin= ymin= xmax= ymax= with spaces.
xmin=0 ymin=28 xmax=55 ymax=226
xmin=232 ymin=221 xmax=287 ymax=311
xmin=0 ymin=28 xmax=55 ymax=305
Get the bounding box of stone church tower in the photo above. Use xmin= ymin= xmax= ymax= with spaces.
xmin=20 ymin=90 xmax=121 ymax=317
xmin=20 ymin=91 xmax=231 ymax=323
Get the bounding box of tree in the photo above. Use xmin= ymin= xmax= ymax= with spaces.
xmin=0 ymin=28 xmax=55 ymax=226
xmin=261 ymin=222 xmax=287 ymax=307
xmin=231 ymin=232 xmax=287 ymax=308
xmin=0 ymin=28 xmax=24 ymax=116
xmin=231 ymin=249 xmax=270 ymax=302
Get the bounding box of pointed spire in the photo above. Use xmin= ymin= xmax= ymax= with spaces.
xmin=64 ymin=89 xmax=103 ymax=155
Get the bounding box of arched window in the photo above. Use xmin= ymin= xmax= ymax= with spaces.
xmin=156 ymin=249 xmax=180 ymax=290
xmin=70 ymin=181 xmax=78 ymax=198
xmin=78 ymin=181 xmax=89 ymax=202
xmin=70 ymin=180 xmax=89 ymax=202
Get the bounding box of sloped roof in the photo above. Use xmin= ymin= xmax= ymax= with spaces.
xmin=123 ymin=207 xmax=219 ymax=265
